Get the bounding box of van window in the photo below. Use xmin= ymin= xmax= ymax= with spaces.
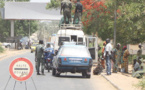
xmin=78 ymin=38 xmax=83 ymax=45
xmin=61 ymin=46 xmax=90 ymax=57
xmin=71 ymin=35 xmax=77 ymax=42
xmin=58 ymin=37 xmax=70 ymax=45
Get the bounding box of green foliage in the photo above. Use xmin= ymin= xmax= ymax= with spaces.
xmin=15 ymin=20 xmax=38 ymax=37
xmin=46 ymin=0 xmax=61 ymax=9
xmin=0 ymin=19 xmax=10 ymax=42
xmin=135 ymin=77 xmax=145 ymax=90
xmin=0 ymin=45 xmax=4 ymax=53
xmin=0 ymin=1 xmax=4 ymax=8
xmin=0 ymin=20 xmax=38 ymax=42
xmin=83 ymin=0 xmax=145 ymax=45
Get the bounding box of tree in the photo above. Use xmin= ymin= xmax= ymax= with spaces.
xmin=46 ymin=0 xmax=145 ymax=45
xmin=46 ymin=0 xmax=61 ymax=9
xmin=82 ymin=0 xmax=145 ymax=45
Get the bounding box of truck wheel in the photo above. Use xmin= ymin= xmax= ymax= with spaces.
xmin=86 ymin=74 xmax=91 ymax=78
xmin=48 ymin=67 xmax=50 ymax=72
xmin=82 ymin=71 xmax=91 ymax=78
xmin=52 ymin=68 xmax=56 ymax=76
xmin=82 ymin=72 xmax=86 ymax=77
xmin=55 ymin=73 xmax=60 ymax=77
xmin=55 ymin=70 xmax=60 ymax=77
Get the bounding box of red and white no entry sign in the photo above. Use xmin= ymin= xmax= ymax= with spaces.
xmin=9 ymin=58 xmax=33 ymax=81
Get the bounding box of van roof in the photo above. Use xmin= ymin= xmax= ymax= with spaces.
xmin=57 ymin=30 xmax=84 ymax=36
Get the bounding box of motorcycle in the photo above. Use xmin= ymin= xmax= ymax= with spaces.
xmin=44 ymin=49 xmax=54 ymax=72
xmin=45 ymin=57 xmax=52 ymax=72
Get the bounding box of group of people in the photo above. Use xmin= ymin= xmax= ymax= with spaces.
xmin=60 ymin=0 xmax=83 ymax=24
xmin=100 ymin=38 xmax=145 ymax=77
xmin=35 ymin=40 xmax=54 ymax=75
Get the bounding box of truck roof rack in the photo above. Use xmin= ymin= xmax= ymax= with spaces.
xmin=60 ymin=24 xmax=82 ymax=30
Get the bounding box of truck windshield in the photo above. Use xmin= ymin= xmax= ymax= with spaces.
xmin=60 ymin=46 xmax=90 ymax=57
xmin=58 ymin=37 xmax=70 ymax=46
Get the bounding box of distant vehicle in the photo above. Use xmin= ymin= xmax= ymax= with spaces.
xmin=3 ymin=42 xmax=11 ymax=48
xmin=52 ymin=44 xmax=92 ymax=78
xmin=30 ymin=43 xmax=38 ymax=53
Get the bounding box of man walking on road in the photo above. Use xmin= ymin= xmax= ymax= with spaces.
xmin=104 ymin=38 xmax=112 ymax=75
xmin=35 ymin=40 xmax=44 ymax=75
xmin=123 ymin=46 xmax=130 ymax=73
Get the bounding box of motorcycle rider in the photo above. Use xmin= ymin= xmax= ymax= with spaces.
xmin=44 ymin=43 xmax=54 ymax=72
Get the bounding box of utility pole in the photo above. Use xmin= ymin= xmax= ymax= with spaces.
xmin=10 ymin=20 xmax=14 ymax=37
xmin=29 ymin=20 xmax=30 ymax=41
xmin=114 ymin=0 xmax=117 ymax=47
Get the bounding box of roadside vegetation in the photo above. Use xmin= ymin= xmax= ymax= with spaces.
xmin=46 ymin=0 xmax=145 ymax=45
xmin=0 ymin=45 xmax=4 ymax=53
xmin=135 ymin=77 xmax=145 ymax=90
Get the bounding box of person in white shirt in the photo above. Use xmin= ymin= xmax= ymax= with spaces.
xmin=132 ymin=59 xmax=145 ymax=78
xmin=104 ymin=38 xmax=113 ymax=75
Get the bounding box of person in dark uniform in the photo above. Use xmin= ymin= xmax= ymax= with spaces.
xmin=73 ymin=0 xmax=83 ymax=24
xmin=60 ymin=0 xmax=72 ymax=24
xmin=35 ymin=40 xmax=44 ymax=75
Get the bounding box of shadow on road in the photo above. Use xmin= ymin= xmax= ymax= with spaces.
xmin=55 ymin=75 xmax=90 ymax=79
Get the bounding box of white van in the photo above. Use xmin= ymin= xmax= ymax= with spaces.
xmin=53 ymin=24 xmax=98 ymax=63
xmin=54 ymin=25 xmax=86 ymax=50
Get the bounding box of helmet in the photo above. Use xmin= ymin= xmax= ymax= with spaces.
xmin=106 ymin=38 xmax=110 ymax=43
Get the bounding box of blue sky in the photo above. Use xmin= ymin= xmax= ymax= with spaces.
xmin=30 ymin=0 xmax=50 ymax=2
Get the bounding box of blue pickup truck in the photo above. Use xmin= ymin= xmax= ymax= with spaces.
xmin=52 ymin=44 xmax=92 ymax=78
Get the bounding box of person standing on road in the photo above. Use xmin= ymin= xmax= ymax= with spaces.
xmin=35 ymin=40 xmax=45 ymax=75
xmin=120 ymin=47 xmax=125 ymax=72
xmin=123 ymin=46 xmax=130 ymax=73
xmin=101 ymin=41 xmax=106 ymax=69
xmin=104 ymin=38 xmax=112 ymax=75
xmin=112 ymin=43 xmax=121 ymax=73
xmin=73 ymin=0 xmax=83 ymax=24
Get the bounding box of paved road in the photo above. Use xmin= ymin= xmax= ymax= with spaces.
xmin=0 ymin=52 xmax=116 ymax=90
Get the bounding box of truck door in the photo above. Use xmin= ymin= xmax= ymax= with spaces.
xmin=86 ymin=37 xmax=98 ymax=63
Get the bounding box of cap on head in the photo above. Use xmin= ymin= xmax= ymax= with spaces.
xmin=117 ymin=43 xmax=121 ymax=47
xmin=139 ymin=43 xmax=142 ymax=47
xmin=47 ymin=43 xmax=50 ymax=47
xmin=123 ymin=46 xmax=127 ymax=50
xmin=106 ymin=38 xmax=110 ymax=43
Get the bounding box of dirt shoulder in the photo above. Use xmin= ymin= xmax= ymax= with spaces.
xmin=0 ymin=49 xmax=29 ymax=61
